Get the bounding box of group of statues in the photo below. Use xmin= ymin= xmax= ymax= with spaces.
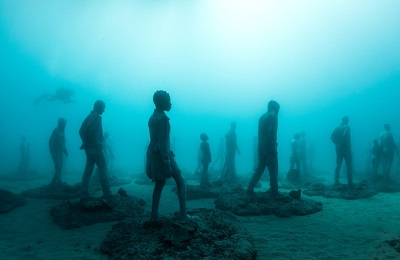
xmin=193 ymin=105 xmax=399 ymax=196
xmin=329 ymin=117 xmax=399 ymax=187
xmin=17 ymin=88 xmax=399 ymax=223
xmin=370 ymin=123 xmax=398 ymax=181
xmin=46 ymin=101 xmax=115 ymax=197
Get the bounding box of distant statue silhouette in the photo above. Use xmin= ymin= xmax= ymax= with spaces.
xmin=49 ymin=118 xmax=68 ymax=186
xmin=290 ymin=133 xmax=301 ymax=171
xmin=380 ymin=123 xmax=398 ymax=181
xmin=220 ymin=122 xmax=240 ymax=183
xmin=34 ymin=87 xmax=76 ymax=105
xmin=370 ymin=138 xmax=381 ymax=176
xmin=199 ymin=133 xmax=212 ymax=188
xmin=18 ymin=136 xmax=30 ymax=175
xmin=330 ymin=116 xmax=354 ymax=187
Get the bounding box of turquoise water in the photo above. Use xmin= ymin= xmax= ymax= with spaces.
xmin=1 ymin=1 xmax=399 ymax=185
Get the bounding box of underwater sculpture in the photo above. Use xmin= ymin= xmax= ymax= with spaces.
xmin=247 ymin=100 xmax=282 ymax=197
xmin=220 ymin=122 xmax=240 ymax=183
xmin=146 ymin=90 xmax=191 ymax=221
xmin=34 ymin=87 xmax=76 ymax=105
xmin=330 ymin=116 xmax=354 ymax=187
xmin=49 ymin=117 xmax=68 ymax=186
xmin=380 ymin=123 xmax=398 ymax=181
xmin=287 ymin=133 xmax=301 ymax=184
xmin=79 ymin=100 xmax=112 ymax=199
xmin=199 ymin=133 xmax=212 ymax=188
xmin=370 ymin=137 xmax=381 ymax=176
xmin=289 ymin=133 xmax=301 ymax=172
xmin=18 ymin=136 xmax=30 ymax=175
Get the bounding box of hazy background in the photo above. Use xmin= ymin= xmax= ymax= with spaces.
xmin=1 ymin=0 xmax=399 ymax=182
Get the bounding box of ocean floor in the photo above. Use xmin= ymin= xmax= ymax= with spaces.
xmin=1 ymin=172 xmax=400 ymax=259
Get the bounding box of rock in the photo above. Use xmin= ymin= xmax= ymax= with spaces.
xmin=289 ymin=189 xmax=302 ymax=200
xmin=100 ymin=208 xmax=256 ymax=260
xmin=215 ymin=187 xmax=322 ymax=218
xmin=387 ymin=239 xmax=400 ymax=253
xmin=303 ymin=182 xmax=378 ymax=200
xmin=117 ymin=188 xmax=128 ymax=197
xmin=50 ymin=193 xmax=146 ymax=229
xmin=0 ymin=189 xmax=27 ymax=213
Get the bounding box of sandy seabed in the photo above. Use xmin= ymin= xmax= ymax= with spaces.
xmin=0 ymin=173 xmax=400 ymax=260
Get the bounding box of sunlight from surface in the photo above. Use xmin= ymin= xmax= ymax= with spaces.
xmin=2 ymin=0 xmax=399 ymax=116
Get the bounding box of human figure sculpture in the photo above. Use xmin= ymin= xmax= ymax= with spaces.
xmin=79 ymin=100 xmax=112 ymax=199
xmin=247 ymin=100 xmax=281 ymax=197
xmin=49 ymin=118 xmax=68 ymax=186
xmin=146 ymin=90 xmax=190 ymax=221
xmin=330 ymin=116 xmax=354 ymax=187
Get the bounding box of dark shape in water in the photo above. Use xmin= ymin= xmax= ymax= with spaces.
xmin=34 ymin=87 xmax=76 ymax=105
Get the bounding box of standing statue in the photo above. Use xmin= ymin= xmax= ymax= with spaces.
xmin=247 ymin=100 xmax=281 ymax=197
xmin=49 ymin=118 xmax=68 ymax=186
xmin=221 ymin=122 xmax=240 ymax=183
xmin=199 ymin=133 xmax=212 ymax=188
xmin=79 ymin=100 xmax=112 ymax=199
xmin=146 ymin=90 xmax=191 ymax=221
xmin=330 ymin=116 xmax=354 ymax=187
xmin=380 ymin=123 xmax=398 ymax=181
xmin=18 ymin=136 xmax=30 ymax=175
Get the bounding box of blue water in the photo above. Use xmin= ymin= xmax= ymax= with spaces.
xmin=1 ymin=0 xmax=399 ymax=181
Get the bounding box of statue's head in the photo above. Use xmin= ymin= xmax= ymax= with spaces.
xmin=342 ymin=116 xmax=349 ymax=124
xmin=153 ymin=90 xmax=171 ymax=111
xmin=94 ymin=100 xmax=106 ymax=115
xmin=58 ymin=117 xmax=67 ymax=130
xmin=200 ymin=133 xmax=208 ymax=141
xmin=267 ymin=100 xmax=280 ymax=115
xmin=384 ymin=123 xmax=391 ymax=131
